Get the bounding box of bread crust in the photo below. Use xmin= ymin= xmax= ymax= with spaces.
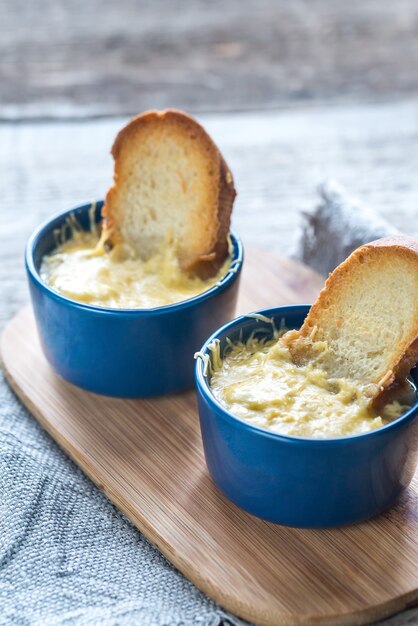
xmin=288 ymin=235 xmax=418 ymax=404
xmin=102 ymin=109 xmax=236 ymax=278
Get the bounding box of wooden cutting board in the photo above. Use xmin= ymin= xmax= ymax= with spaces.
xmin=2 ymin=247 xmax=418 ymax=626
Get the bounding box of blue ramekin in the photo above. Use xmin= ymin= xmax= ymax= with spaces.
xmin=26 ymin=201 xmax=243 ymax=397
xmin=195 ymin=305 xmax=418 ymax=527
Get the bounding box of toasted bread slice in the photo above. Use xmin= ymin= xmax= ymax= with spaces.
xmin=285 ymin=236 xmax=418 ymax=402
xmin=102 ymin=109 xmax=236 ymax=278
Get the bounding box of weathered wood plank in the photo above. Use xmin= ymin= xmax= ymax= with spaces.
xmin=2 ymin=0 xmax=418 ymax=118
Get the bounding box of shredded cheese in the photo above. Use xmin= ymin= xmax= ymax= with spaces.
xmin=209 ymin=331 xmax=415 ymax=438
xmin=41 ymin=211 xmax=231 ymax=309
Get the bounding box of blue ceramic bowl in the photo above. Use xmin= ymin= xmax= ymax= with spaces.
xmin=195 ymin=305 xmax=418 ymax=527
xmin=26 ymin=201 xmax=243 ymax=397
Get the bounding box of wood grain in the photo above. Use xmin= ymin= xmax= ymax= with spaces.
xmin=3 ymin=0 xmax=418 ymax=119
xmin=1 ymin=249 xmax=418 ymax=626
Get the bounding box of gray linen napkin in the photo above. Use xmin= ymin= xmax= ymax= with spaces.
xmin=0 ymin=377 xmax=248 ymax=626
xmin=293 ymin=179 xmax=399 ymax=275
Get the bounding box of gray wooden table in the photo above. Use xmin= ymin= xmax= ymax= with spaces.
xmin=2 ymin=0 xmax=418 ymax=119
xmin=1 ymin=100 xmax=418 ymax=625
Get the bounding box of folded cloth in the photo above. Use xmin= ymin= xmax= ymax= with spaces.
xmin=293 ymin=179 xmax=399 ymax=276
xmin=0 ymin=377 xmax=249 ymax=626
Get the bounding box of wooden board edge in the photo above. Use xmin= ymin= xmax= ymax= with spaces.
xmin=1 ymin=309 xmax=418 ymax=626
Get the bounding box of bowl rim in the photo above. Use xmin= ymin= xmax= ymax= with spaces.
xmin=195 ymin=304 xmax=418 ymax=445
xmin=25 ymin=200 xmax=244 ymax=316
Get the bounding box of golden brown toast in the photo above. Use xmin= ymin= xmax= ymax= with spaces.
xmin=284 ymin=236 xmax=418 ymax=403
xmin=102 ymin=109 xmax=236 ymax=278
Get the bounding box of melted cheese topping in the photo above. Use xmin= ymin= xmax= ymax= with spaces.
xmin=210 ymin=331 xmax=414 ymax=439
xmin=40 ymin=230 xmax=230 ymax=309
